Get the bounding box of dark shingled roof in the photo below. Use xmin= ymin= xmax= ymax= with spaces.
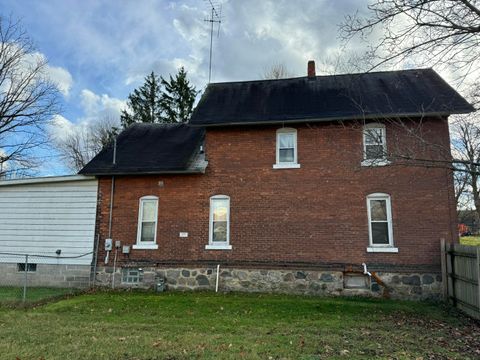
xmin=189 ymin=68 xmax=474 ymax=126
xmin=79 ymin=123 xmax=206 ymax=175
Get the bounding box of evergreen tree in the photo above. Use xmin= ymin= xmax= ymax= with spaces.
xmin=120 ymin=72 xmax=163 ymax=128
xmin=159 ymin=67 xmax=198 ymax=123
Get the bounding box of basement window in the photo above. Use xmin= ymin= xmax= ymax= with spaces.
xmin=17 ymin=263 xmax=37 ymax=272
xmin=121 ymin=268 xmax=144 ymax=284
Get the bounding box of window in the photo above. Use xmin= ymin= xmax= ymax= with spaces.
xmin=133 ymin=196 xmax=159 ymax=250
xmin=273 ymin=128 xmax=300 ymax=169
xmin=366 ymin=193 xmax=397 ymax=253
xmin=17 ymin=263 xmax=37 ymax=272
xmin=121 ymin=268 xmax=144 ymax=284
xmin=206 ymin=195 xmax=232 ymax=250
xmin=362 ymin=123 xmax=388 ymax=166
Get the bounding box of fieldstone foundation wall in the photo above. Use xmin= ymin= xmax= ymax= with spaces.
xmin=0 ymin=263 xmax=92 ymax=288
xmin=96 ymin=266 xmax=442 ymax=300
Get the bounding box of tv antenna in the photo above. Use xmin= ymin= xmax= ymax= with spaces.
xmin=204 ymin=0 xmax=222 ymax=83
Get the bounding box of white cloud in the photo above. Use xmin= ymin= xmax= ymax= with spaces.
xmin=80 ymin=89 xmax=126 ymax=121
xmin=45 ymin=64 xmax=73 ymax=96
xmin=50 ymin=90 xmax=126 ymax=142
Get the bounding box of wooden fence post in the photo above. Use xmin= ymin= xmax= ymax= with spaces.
xmin=440 ymin=238 xmax=448 ymax=300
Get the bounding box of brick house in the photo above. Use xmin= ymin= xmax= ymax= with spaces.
xmin=80 ymin=63 xmax=473 ymax=299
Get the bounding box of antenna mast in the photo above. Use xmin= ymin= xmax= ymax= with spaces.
xmin=204 ymin=0 xmax=222 ymax=83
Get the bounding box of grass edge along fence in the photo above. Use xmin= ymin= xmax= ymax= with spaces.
xmin=441 ymin=239 xmax=480 ymax=320
xmin=0 ymin=251 xmax=94 ymax=304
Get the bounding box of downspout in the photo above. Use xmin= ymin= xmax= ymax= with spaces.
xmin=215 ymin=264 xmax=220 ymax=293
xmin=107 ymin=138 xmax=117 ymax=284
xmin=362 ymin=263 xmax=390 ymax=298
xmin=105 ymin=138 xmax=117 ymax=265
xmin=362 ymin=263 xmax=372 ymax=276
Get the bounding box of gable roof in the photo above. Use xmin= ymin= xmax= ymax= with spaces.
xmin=189 ymin=68 xmax=474 ymax=126
xmin=79 ymin=123 xmax=206 ymax=176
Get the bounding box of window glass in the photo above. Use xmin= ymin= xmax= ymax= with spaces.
xmin=210 ymin=197 xmax=229 ymax=244
xmin=122 ymin=268 xmax=144 ymax=284
xmin=368 ymin=196 xmax=393 ymax=246
xmin=213 ymin=222 xmax=227 ymax=242
xmin=279 ymin=133 xmax=294 ymax=148
xmin=137 ymin=197 xmax=158 ymax=244
xmin=278 ymin=131 xmax=296 ymax=163
xmin=370 ymin=200 xmax=387 ymax=221
xmin=141 ymin=222 xmax=155 ymax=242
xmin=364 ymin=127 xmax=386 ymax=160
xmin=17 ymin=263 xmax=37 ymax=272
xmin=142 ymin=200 xmax=157 ymax=222
xmin=371 ymin=222 xmax=389 ymax=244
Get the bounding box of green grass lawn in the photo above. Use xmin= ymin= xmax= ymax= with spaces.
xmin=0 ymin=291 xmax=479 ymax=359
xmin=460 ymin=236 xmax=480 ymax=246
xmin=0 ymin=286 xmax=77 ymax=304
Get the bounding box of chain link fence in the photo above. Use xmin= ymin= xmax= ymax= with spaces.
xmin=0 ymin=251 xmax=95 ymax=305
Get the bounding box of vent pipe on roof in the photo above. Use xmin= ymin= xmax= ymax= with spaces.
xmin=112 ymin=138 xmax=117 ymax=165
xmin=307 ymin=60 xmax=316 ymax=79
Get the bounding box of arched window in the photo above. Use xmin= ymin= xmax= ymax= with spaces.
xmin=362 ymin=123 xmax=388 ymax=166
xmin=273 ymin=128 xmax=300 ymax=169
xmin=366 ymin=193 xmax=397 ymax=252
xmin=206 ymin=195 xmax=232 ymax=250
xmin=133 ymin=196 xmax=159 ymax=250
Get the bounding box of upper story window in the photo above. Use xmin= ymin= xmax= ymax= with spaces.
xmin=133 ymin=196 xmax=159 ymax=250
xmin=362 ymin=123 xmax=389 ymax=166
xmin=366 ymin=193 xmax=397 ymax=253
xmin=206 ymin=195 xmax=232 ymax=250
xmin=273 ymin=128 xmax=300 ymax=169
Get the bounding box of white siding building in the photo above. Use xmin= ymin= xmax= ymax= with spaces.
xmin=0 ymin=175 xmax=98 ymax=288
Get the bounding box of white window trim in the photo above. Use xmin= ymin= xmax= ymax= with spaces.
xmin=133 ymin=195 xmax=159 ymax=250
xmin=366 ymin=193 xmax=396 ymax=252
xmin=273 ymin=128 xmax=300 ymax=169
xmin=206 ymin=195 xmax=232 ymax=250
xmin=362 ymin=123 xmax=390 ymax=167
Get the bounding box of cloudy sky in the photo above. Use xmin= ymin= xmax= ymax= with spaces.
xmin=0 ymin=0 xmax=449 ymax=175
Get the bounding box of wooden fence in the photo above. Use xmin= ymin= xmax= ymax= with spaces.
xmin=441 ymin=239 xmax=480 ymax=320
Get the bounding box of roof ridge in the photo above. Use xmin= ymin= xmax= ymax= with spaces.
xmin=207 ymin=68 xmax=435 ymax=86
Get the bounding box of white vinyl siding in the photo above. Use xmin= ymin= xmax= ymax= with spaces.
xmin=0 ymin=177 xmax=98 ymax=265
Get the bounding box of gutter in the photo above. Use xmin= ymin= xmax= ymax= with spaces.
xmin=0 ymin=175 xmax=96 ymax=186
xmin=188 ymin=111 xmax=461 ymax=128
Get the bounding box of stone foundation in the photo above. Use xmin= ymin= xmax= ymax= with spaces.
xmin=96 ymin=266 xmax=442 ymax=300
xmin=0 ymin=263 xmax=92 ymax=288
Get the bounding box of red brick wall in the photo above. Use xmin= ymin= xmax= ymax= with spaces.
xmin=96 ymin=118 xmax=456 ymax=271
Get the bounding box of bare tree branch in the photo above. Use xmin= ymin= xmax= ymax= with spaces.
xmin=0 ymin=15 xmax=60 ymax=178
xmin=53 ymin=115 xmax=119 ymax=172
xmin=340 ymin=0 xmax=480 ymax=94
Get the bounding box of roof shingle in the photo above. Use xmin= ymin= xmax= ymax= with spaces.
xmin=189 ymin=68 xmax=474 ymax=126
xmin=79 ymin=123 xmax=205 ymax=176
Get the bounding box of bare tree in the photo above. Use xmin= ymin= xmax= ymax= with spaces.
xmin=340 ymin=0 xmax=480 ymax=91
xmin=262 ymin=63 xmax=293 ymax=79
xmin=0 ymin=16 xmax=60 ymax=178
xmin=55 ymin=116 xmax=119 ymax=172
xmin=450 ymin=115 xmax=480 ymax=216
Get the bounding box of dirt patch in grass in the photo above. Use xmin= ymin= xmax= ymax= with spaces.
xmin=0 ymin=291 xmax=479 ymax=359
